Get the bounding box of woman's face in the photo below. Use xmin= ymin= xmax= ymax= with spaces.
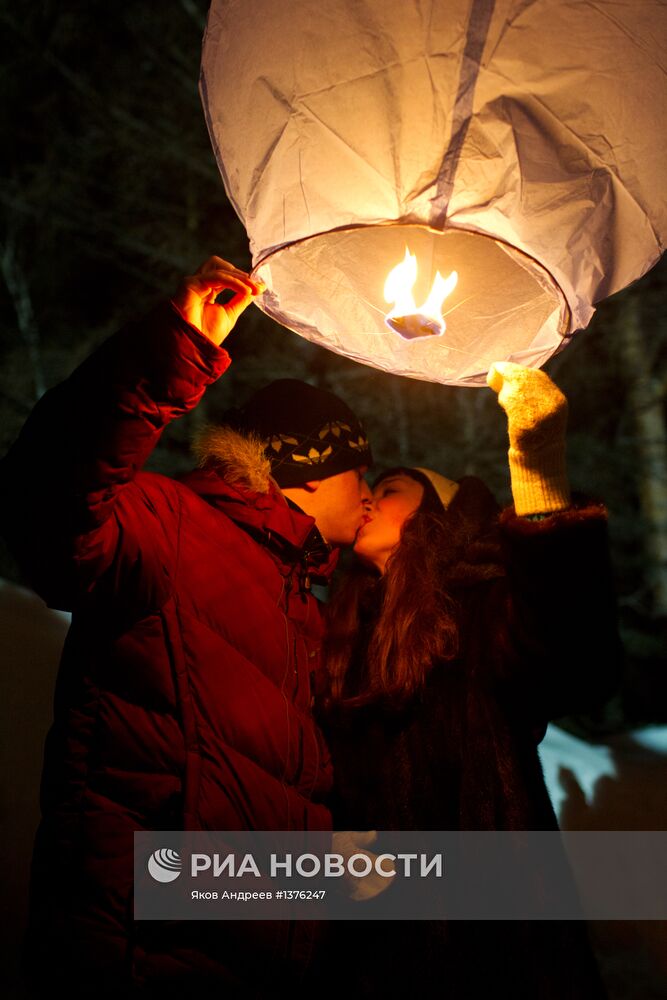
xmin=353 ymin=473 xmax=424 ymax=573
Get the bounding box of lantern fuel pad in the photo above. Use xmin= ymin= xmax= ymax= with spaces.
xmin=384 ymin=249 xmax=458 ymax=341
xmin=201 ymin=0 xmax=667 ymax=386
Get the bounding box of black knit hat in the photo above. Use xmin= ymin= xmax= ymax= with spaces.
xmin=222 ymin=379 xmax=372 ymax=487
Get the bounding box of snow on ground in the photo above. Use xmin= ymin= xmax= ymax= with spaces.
xmin=540 ymin=724 xmax=617 ymax=821
xmin=540 ymin=720 xmax=667 ymax=832
xmin=1 ymin=578 xmax=665 ymax=997
xmin=538 ymin=716 xmax=667 ymax=999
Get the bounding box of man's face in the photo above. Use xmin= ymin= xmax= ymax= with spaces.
xmin=314 ymin=466 xmax=371 ymax=546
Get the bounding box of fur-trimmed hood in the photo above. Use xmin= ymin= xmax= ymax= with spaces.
xmin=182 ymin=423 xmax=337 ymax=579
xmin=191 ymin=423 xmax=273 ymax=494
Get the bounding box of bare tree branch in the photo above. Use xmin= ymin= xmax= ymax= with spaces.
xmin=0 ymin=11 xmax=218 ymax=183
xmin=0 ymin=227 xmax=46 ymax=401
xmin=179 ymin=0 xmax=207 ymax=31
xmin=616 ymin=294 xmax=667 ymax=616
xmin=0 ymin=189 xmax=189 ymax=276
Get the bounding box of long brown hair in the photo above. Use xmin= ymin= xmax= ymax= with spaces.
xmin=323 ymin=469 xmax=462 ymax=709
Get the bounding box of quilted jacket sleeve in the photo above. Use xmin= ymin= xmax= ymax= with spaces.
xmin=486 ymin=499 xmax=624 ymax=725
xmin=0 ymin=301 xmax=230 ymax=613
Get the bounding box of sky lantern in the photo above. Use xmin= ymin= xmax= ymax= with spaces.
xmin=200 ymin=0 xmax=667 ymax=386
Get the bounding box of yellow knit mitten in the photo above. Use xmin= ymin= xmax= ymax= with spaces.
xmin=487 ymin=361 xmax=571 ymax=516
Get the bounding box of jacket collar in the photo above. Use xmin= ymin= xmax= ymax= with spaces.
xmin=179 ymin=467 xmax=338 ymax=583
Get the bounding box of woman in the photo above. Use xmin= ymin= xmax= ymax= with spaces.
xmin=316 ymin=362 xmax=622 ymax=998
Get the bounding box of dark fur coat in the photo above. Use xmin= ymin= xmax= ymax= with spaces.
xmin=314 ymin=477 xmax=623 ymax=999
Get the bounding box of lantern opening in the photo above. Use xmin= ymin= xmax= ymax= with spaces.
xmin=253 ymin=225 xmax=569 ymax=386
xmin=384 ymin=248 xmax=458 ymax=340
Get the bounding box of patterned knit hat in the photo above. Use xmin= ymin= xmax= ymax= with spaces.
xmin=221 ymin=379 xmax=372 ymax=487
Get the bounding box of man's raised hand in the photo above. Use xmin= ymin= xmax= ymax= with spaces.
xmin=172 ymin=256 xmax=265 ymax=345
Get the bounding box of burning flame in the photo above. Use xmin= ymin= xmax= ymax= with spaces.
xmin=383 ymin=248 xmax=458 ymax=340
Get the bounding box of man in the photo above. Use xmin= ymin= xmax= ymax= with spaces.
xmin=0 ymin=257 xmax=372 ymax=996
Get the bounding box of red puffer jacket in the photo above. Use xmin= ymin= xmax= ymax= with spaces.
xmin=0 ymin=303 xmax=334 ymax=996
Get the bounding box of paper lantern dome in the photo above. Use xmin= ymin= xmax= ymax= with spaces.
xmin=200 ymin=0 xmax=667 ymax=386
